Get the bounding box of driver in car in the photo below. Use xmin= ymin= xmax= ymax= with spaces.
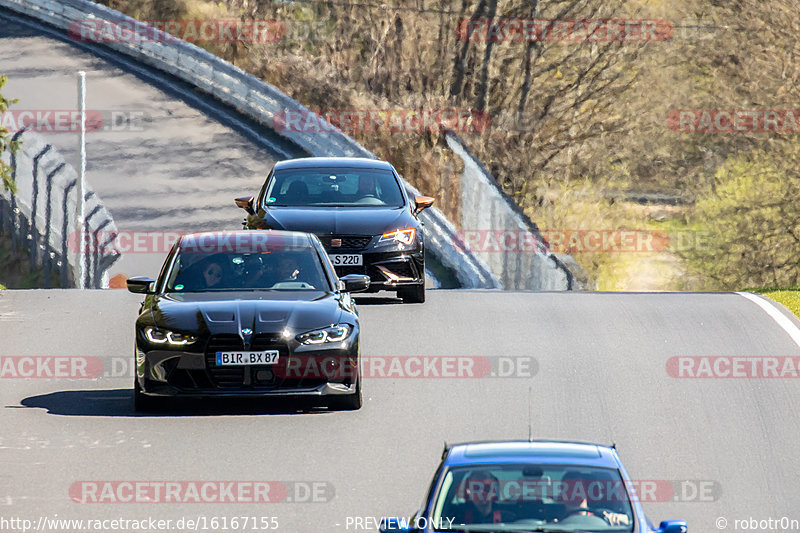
xmin=356 ymin=174 xmax=378 ymax=199
xmin=273 ymin=255 xmax=301 ymax=282
xmin=555 ymin=471 xmax=630 ymax=527
xmin=452 ymin=470 xmax=516 ymax=525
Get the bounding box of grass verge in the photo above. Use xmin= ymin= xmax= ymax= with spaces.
xmin=753 ymin=289 xmax=800 ymax=320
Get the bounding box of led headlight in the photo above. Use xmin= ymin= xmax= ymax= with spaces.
xmin=378 ymin=228 xmax=416 ymax=246
xmin=144 ymin=327 xmax=197 ymax=346
xmin=296 ymin=324 xmax=351 ymax=345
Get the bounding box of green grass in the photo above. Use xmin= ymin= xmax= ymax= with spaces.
xmin=753 ymin=288 xmax=800 ymax=320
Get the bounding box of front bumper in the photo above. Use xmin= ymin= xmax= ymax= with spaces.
xmin=332 ymin=250 xmax=425 ymax=291
xmin=136 ymin=335 xmax=359 ymax=398
xmin=140 ymin=380 xmax=357 ymax=398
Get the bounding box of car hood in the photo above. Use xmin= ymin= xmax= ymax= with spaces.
xmin=148 ymin=291 xmax=346 ymax=336
xmin=263 ymin=206 xmax=411 ymax=235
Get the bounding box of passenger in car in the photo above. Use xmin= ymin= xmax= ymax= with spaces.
xmin=451 ymin=470 xmax=516 ymax=525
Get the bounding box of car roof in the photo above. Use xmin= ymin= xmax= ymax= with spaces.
xmin=443 ymin=440 xmax=622 ymax=469
xmin=176 ymin=230 xmax=314 ymax=250
xmin=273 ymin=157 xmax=395 ymax=171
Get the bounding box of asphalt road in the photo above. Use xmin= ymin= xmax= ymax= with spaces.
xmin=0 ymin=10 xmax=303 ymax=282
xmin=1 ymin=289 xmax=800 ymax=532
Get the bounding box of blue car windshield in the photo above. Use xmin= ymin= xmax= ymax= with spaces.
xmin=430 ymin=464 xmax=635 ymax=532
xmin=264 ymin=167 xmax=405 ymax=207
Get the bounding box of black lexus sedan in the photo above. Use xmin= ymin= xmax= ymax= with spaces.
xmin=234 ymin=157 xmax=434 ymax=303
xmin=126 ymin=230 xmax=370 ymax=412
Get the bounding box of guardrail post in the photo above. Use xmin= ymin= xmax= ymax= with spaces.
xmin=76 ymin=70 xmax=87 ymax=289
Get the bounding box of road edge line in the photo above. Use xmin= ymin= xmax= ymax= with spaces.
xmin=736 ymin=292 xmax=800 ymax=349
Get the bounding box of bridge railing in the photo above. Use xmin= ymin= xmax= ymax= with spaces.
xmin=446 ymin=133 xmax=577 ymax=290
xmin=0 ymin=130 xmax=120 ymax=288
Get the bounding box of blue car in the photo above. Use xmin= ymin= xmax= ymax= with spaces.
xmin=380 ymin=440 xmax=687 ymax=533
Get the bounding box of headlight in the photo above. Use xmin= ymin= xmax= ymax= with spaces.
xmin=379 ymin=228 xmax=415 ymax=246
xmin=296 ymin=324 xmax=351 ymax=345
xmin=144 ymin=327 xmax=197 ymax=346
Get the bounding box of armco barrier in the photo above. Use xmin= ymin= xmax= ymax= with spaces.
xmin=0 ymin=129 xmax=120 ymax=288
xmin=446 ymin=132 xmax=577 ymax=290
xmin=0 ymin=0 xmax=501 ymax=289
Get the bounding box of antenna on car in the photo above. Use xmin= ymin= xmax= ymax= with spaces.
xmin=527 ymin=386 xmax=534 ymax=442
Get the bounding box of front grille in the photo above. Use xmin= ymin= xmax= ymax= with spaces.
xmin=319 ymin=235 xmax=372 ymax=251
xmin=204 ymin=333 xmax=287 ymax=389
xmin=205 ymin=335 xmax=245 ymax=388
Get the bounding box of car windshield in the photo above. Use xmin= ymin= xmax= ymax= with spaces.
xmin=163 ymin=247 xmax=331 ymax=292
xmin=264 ymin=167 xmax=405 ymax=207
xmin=431 ymin=464 xmax=634 ymax=533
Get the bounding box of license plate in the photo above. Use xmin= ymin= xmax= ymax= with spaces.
xmin=215 ymin=351 xmax=279 ymax=366
xmin=329 ymin=254 xmax=363 ymax=266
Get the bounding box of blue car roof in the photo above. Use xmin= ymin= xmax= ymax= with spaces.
xmin=273 ymin=157 xmax=395 ymax=171
xmin=444 ymin=440 xmax=622 ymax=469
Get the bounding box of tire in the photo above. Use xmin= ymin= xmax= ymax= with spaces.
xmin=329 ymin=379 xmax=362 ymax=411
xmin=133 ymin=378 xmax=159 ymax=412
xmin=398 ymin=283 xmax=425 ymax=304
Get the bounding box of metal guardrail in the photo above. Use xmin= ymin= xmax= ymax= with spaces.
xmin=446 ymin=133 xmax=577 ymax=290
xmin=0 ymin=0 xmax=501 ymax=289
xmin=0 ymin=130 xmax=120 ymax=288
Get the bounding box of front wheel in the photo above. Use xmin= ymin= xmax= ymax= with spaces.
xmin=398 ymin=283 xmax=425 ymax=304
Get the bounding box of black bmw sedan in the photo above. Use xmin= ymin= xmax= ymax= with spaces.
xmin=126 ymin=230 xmax=370 ymax=412
xmin=234 ymin=157 xmax=434 ymax=303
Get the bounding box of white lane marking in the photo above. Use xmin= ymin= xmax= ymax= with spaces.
xmin=737 ymin=292 xmax=800 ymax=349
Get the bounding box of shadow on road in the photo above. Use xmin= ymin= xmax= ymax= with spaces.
xmin=353 ymin=296 xmax=402 ymax=305
xmin=17 ymin=389 xmax=334 ymax=417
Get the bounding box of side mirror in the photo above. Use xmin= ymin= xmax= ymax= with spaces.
xmin=413 ymin=195 xmax=434 ymax=214
xmin=379 ymin=518 xmax=413 ymax=533
xmin=339 ymin=274 xmax=370 ymax=293
xmin=127 ymin=276 xmax=156 ymax=294
xmin=658 ymin=520 xmax=688 ymax=533
xmin=235 ymin=196 xmax=255 ymax=215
